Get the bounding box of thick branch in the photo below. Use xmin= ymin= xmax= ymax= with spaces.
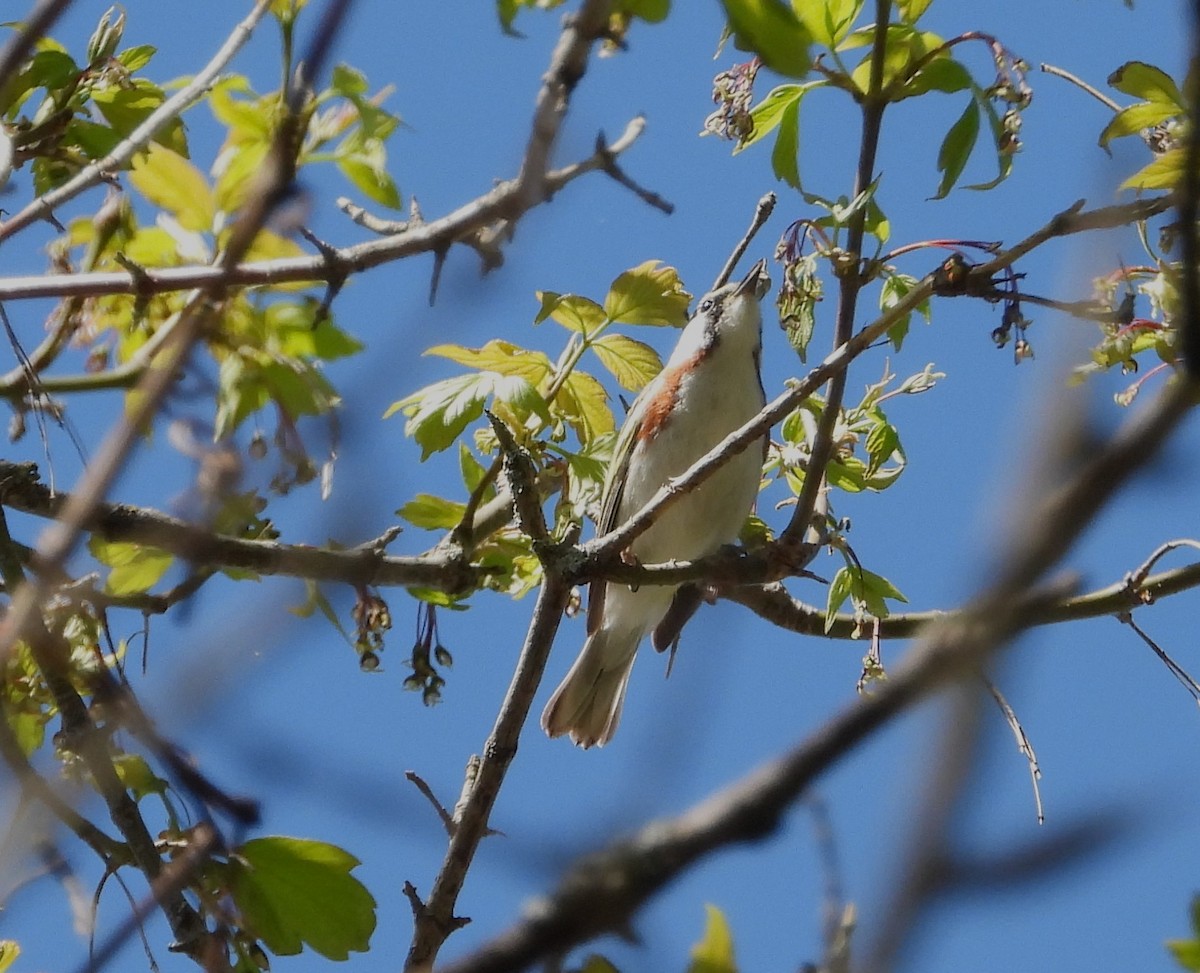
xmin=0 ymin=460 xmax=481 ymax=592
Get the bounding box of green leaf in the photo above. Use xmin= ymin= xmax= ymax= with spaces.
xmin=1169 ymin=939 xmax=1200 ymax=972
xmin=398 ymin=493 xmax=468 ymax=530
xmin=1120 ymin=148 xmax=1185 ymax=191
xmin=617 ymin=0 xmax=670 ymax=22
xmin=604 ymin=260 xmax=691 ymax=327
xmin=0 ymin=940 xmax=20 ymax=973
xmin=879 ymin=272 xmax=930 ymax=350
xmin=772 ymin=93 xmax=802 ymax=188
xmin=88 ymin=537 xmax=173 ymax=596
xmin=116 ymin=44 xmax=156 ymax=71
xmin=864 ymin=421 xmax=900 ymax=474
xmin=496 ymin=0 xmax=567 ymax=34
xmin=426 ymin=340 xmax=553 ymax=384
xmin=688 ymin=904 xmax=738 ymax=973
xmin=793 ymin=0 xmax=862 ymax=48
xmin=844 ymin=24 xmax=943 ymax=93
xmin=591 ymin=333 xmax=663 ymax=391
xmin=1099 ymin=101 xmax=1182 ymax=148
xmin=899 ymin=54 xmax=971 ymax=98
xmin=1108 ymin=61 xmax=1185 ymax=110
xmin=578 ymin=956 xmax=621 ymax=973
xmin=894 ymin=0 xmax=933 ymax=22
xmin=92 ymin=80 xmax=188 ymax=157
xmin=962 ymin=92 xmax=1016 ymax=193
xmin=825 ymin=567 xmax=853 ymax=629
xmin=737 ymin=84 xmax=804 ymax=152
xmin=128 ymin=143 xmax=213 ymax=230
xmin=268 ymin=303 xmax=365 ymax=360
xmin=932 ymin=98 xmax=979 ymax=199
xmin=337 ymin=141 xmax=401 ymax=209
xmin=113 ymin=753 xmax=169 ymax=801
xmin=387 ymin=370 xmax=550 ymax=459
xmin=534 ymin=292 xmax=607 ymax=333
xmin=230 ymin=836 xmax=376 ymax=961
xmin=720 ymin=0 xmax=812 ymax=78
xmin=556 ymin=370 xmax=614 ymax=440
xmin=459 ymin=443 xmax=492 ymax=495
xmin=854 ymin=571 xmax=907 ymax=614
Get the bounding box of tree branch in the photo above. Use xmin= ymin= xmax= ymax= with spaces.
xmin=404 ymin=574 xmax=572 ymax=970
xmin=0 ymin=117 xmax=657 ymax=304
xmin=0 ymin=460 xmax=481 ymax=592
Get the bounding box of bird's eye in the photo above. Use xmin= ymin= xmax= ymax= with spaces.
xmin=699 ymin=298 xmax=714 ymax=313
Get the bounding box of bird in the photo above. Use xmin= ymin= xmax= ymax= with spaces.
xmin=541 ymin=258 xmax=771 ymax=748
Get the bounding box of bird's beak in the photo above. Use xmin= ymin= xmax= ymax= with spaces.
xmin=736 ymin=258 xmax=771 ymax=300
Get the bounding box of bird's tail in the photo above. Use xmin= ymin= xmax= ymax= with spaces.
xmin=541 ymin=628 xmax=640 ymax=748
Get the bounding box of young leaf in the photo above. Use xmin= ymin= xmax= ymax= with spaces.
xmin=932 ymin=98 xmax=979 ymax=199
xmin=591 ymin=333 xmax=663 ymax=391
xmin=229 ymin=836 xmax=376 ymax=961
xmin=88 ymin=537 xmax=173 ymax=596
xmin=895 ymin=0 xmax=933 ymax=23
xmin=386 ymin=373 xmax=493 ymax=459
xmin=825 ymin=566 xmax=854 ymax=630
xmin=720 ymin=0 xmax=812 ymax=78
xmin=398 ymin=493 xmax=468 ymax=530
xmin=688 ymin=904 xmax=738 ymax=973
xmin=1099 ymin=101 xmax=1182 ymax=148
xmin=736 ymin=84 xmax=804 ymax=152
xmin=426 ymin=340 xmax=553 ymax=384
xmin=1120 ymin=148 xmax=1185 ymax=191
xmin=771 ymin=93 xmax=802 ymax=188
xmin=793 ymin=0 xmax=862 ymax=49
xmin=1108 ymin=61 xmax=1186 ymax=110
xmin=92 ymin=80 xmax=188 ymax=157
xmin=129 ymin=144 xmax=214 ymax=231
xmin=534 ymin=292 xmax=607 ymax=333
xmin=556 ymin=371 xmax=614 ymax=440
xmin=604 ymin=261 xmax=691 ymax=327
xmin=0 ymin=941 xmax=20 ymax=973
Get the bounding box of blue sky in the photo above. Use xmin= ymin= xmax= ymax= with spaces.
xmin=3 ymin=2 xmax=1200 ymax=972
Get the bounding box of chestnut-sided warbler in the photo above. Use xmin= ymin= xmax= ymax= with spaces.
xmin=541 ymin=259 xmax=771 ymax=747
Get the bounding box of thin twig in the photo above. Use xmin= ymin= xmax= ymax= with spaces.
xmin=984 ymin=676 xmax=1044 ymax=824
xmin=712 ymin=191 xmax=776 ymax=288
xmin=405 ymin=574 xmax=572 ymax=970
xmin=1119 ymin=611 xmax=1200 ymax=703
xmin=1039 ymin=62 xmax=1121 ymax=112
xmin=778 ymin=0 xmax=891 ymax=556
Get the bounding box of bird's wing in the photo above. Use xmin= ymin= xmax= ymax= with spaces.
xmin=586 ymin=382 xmax=652 ymax=635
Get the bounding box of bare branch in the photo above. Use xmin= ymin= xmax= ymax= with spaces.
xmin=405 ymin=574 xmax=572 ymax=971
